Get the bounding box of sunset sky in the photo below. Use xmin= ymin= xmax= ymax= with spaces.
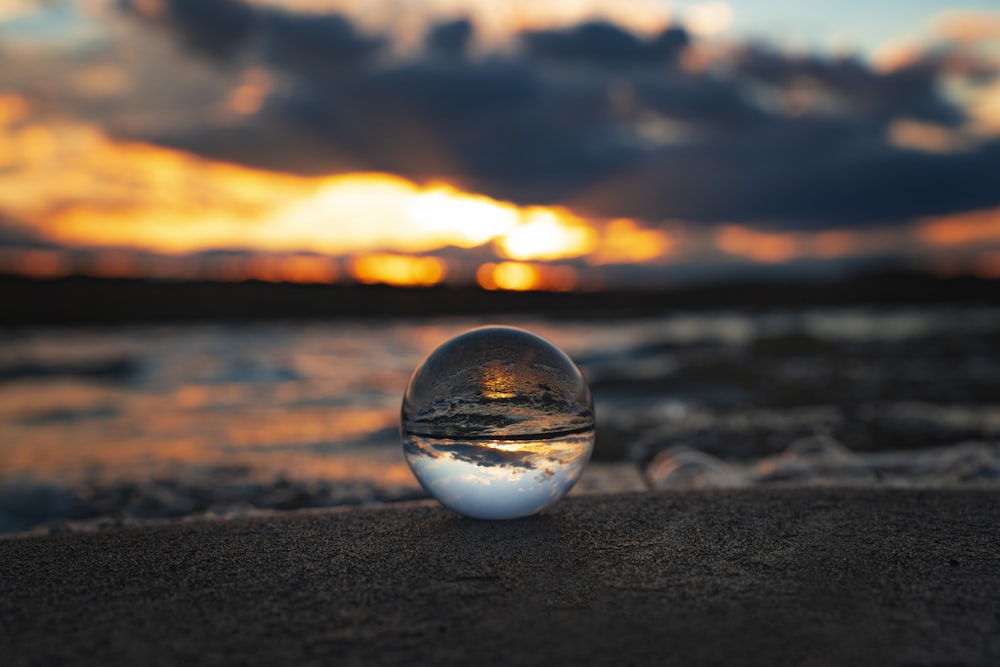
xmin=1 ymin=0 xmax=999 ymax=289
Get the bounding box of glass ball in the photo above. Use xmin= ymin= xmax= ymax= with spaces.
xmin=401 ymin=326 xmax=595 ymax=519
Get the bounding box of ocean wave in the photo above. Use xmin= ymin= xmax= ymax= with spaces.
xmin=647 ymin=437 xmax=1000 ymax=489
xmin=1 ymin=306 xmax=999 ymax=533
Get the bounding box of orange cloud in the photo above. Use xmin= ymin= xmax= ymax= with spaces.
xmin=682 ymin=2 xmax=733 ymax=37
xmin=715 ymin=225 xmax=862 ymax=263
xmin=477 ymin=261 xmax=577 ymax=291
xmin=0 ymin=98 xmax=600 ymax=264
xmin=812 ymin=230 xmax=856 ymax=259
xmin=588 ymin=218 xmax=675 ymax=265
xmin=217 ymin=68 xmax=273 ymax=120
xmin=716 ymin=225 xmax=799 ymax=263
xmin=887 ymin=118 xmax=969 ymax=154
xmin=967 ymin=81 xmax=1000 ymax=137
xmin=1 ymin=96 xmax=705 ymax=286
xmin=871 ymin=40 xmax=924 ymax=73
xmin=350 ymin=254 xmax=446 ymax=287
xmin=934 ymin=11 xmax=1000 ymax=44
xmin=917 ymin=207 xmax=1000 ymax=247
xmin=3 ymin=93 xmax=993 ymax=289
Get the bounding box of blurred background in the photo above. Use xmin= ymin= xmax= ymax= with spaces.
xmin=1 ymin=0 xmax=999 ymax=533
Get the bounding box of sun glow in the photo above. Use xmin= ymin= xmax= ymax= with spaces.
xmin=1 ymin=94 xmax=977 ymax=289
xmin=477 ymin=261 xmax=577 ymax=291
xmin=588 ymin=218 xmax=674 ymax=264
xmin=498 ymin=209 xmax=598 ymax=261
xmin=0 ymin=98 xmax=611 ymax=284
xmin=350 ymin=254 xmax=446 ymax=287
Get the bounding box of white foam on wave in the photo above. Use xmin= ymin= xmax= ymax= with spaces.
xmin=647 ymin=435 xmax=1000 ymax=489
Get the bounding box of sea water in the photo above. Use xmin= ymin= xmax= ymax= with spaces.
xmin=2 ymin=307 xmax=999 ymax=533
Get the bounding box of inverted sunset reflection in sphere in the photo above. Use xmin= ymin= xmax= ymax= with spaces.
xmin=401 ymin=326 xmax=595 ymax=519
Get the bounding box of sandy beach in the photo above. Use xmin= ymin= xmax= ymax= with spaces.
xmin=2 ymin=488 xmax=998 ymax=666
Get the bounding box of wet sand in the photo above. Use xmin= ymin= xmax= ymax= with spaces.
xmin=2 ymin=488 xmax=998 ymax=666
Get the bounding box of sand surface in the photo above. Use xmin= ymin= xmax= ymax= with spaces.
xmin=2 ymin=488 xmax=999 ymax=666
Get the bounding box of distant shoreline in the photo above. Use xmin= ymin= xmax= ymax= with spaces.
xmin=1 ymin=270 xmax=998 ymax=325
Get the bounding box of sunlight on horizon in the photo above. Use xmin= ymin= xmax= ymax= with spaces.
xmin=0 ymin=95 xmax=634 ymax=262
xmin=2 ymin=89 xmax=1000 ymax=288
xmin=0 ymin=93 xmax=678 ymax=288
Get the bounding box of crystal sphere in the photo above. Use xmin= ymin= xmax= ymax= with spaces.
xmin=402 ymin=326 xmax=595 ymax=519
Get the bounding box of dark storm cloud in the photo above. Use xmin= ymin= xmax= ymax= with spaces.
xmin=426 ymin=19 xmax=474 ymax=59
xmin=121 ymin=0 xmax=1000 ymax=229
xmin=631 ymin=74 xmax=767 ymax=129
xmin=731 ymin=46 xmax=963 ymax=125
xmin=0 ymin=215 xmax=46 ymax=247
xmin=122 ymin=0 xmax=255 ymax=61
xmin=570 ymin=129 xmax=1000 ymax=226
xmin=121 ymin=0 xmax=382 ymax=68
xmin=521 ymin=21 xmax=689 ymax=67
xmin=261 ymin=12 xmax=384 ymax=75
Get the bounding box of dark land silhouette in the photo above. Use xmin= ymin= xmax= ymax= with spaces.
xmin=2 ymin=270 xmax=998 ymax=325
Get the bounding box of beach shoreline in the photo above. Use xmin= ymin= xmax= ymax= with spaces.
xmin=2 ymin=488 xmax=998 ymax=666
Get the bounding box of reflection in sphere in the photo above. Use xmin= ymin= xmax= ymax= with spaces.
xmin=401 ymin=326 xmax=595 ymax=519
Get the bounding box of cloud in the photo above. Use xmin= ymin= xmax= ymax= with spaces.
xmin=261 ymin=11 xmax=384 ymax=74
xmin=117 ymin=0 xmax=252 ymax=60
xmin=682 ymin=2 xmax=733 ymax=37
xmin=122 ymin=0 xmax=383 ymax=68
xmin=425 ymin=18 xmax=474 ymax=59
xmin=934 ymin=10 xmax=1000 ymax=44
xmin=0 ymin=214 xmax=45 ymax=247
xmin=420 ymin=441 xmax=539 ymax=470
xmin=731 ymin=46 xmax=963 ymax=126
xmin=520 ymin=21 xmax=688 ymax=67
xmin=15 ymin=0 xmax=1000 ymax=232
